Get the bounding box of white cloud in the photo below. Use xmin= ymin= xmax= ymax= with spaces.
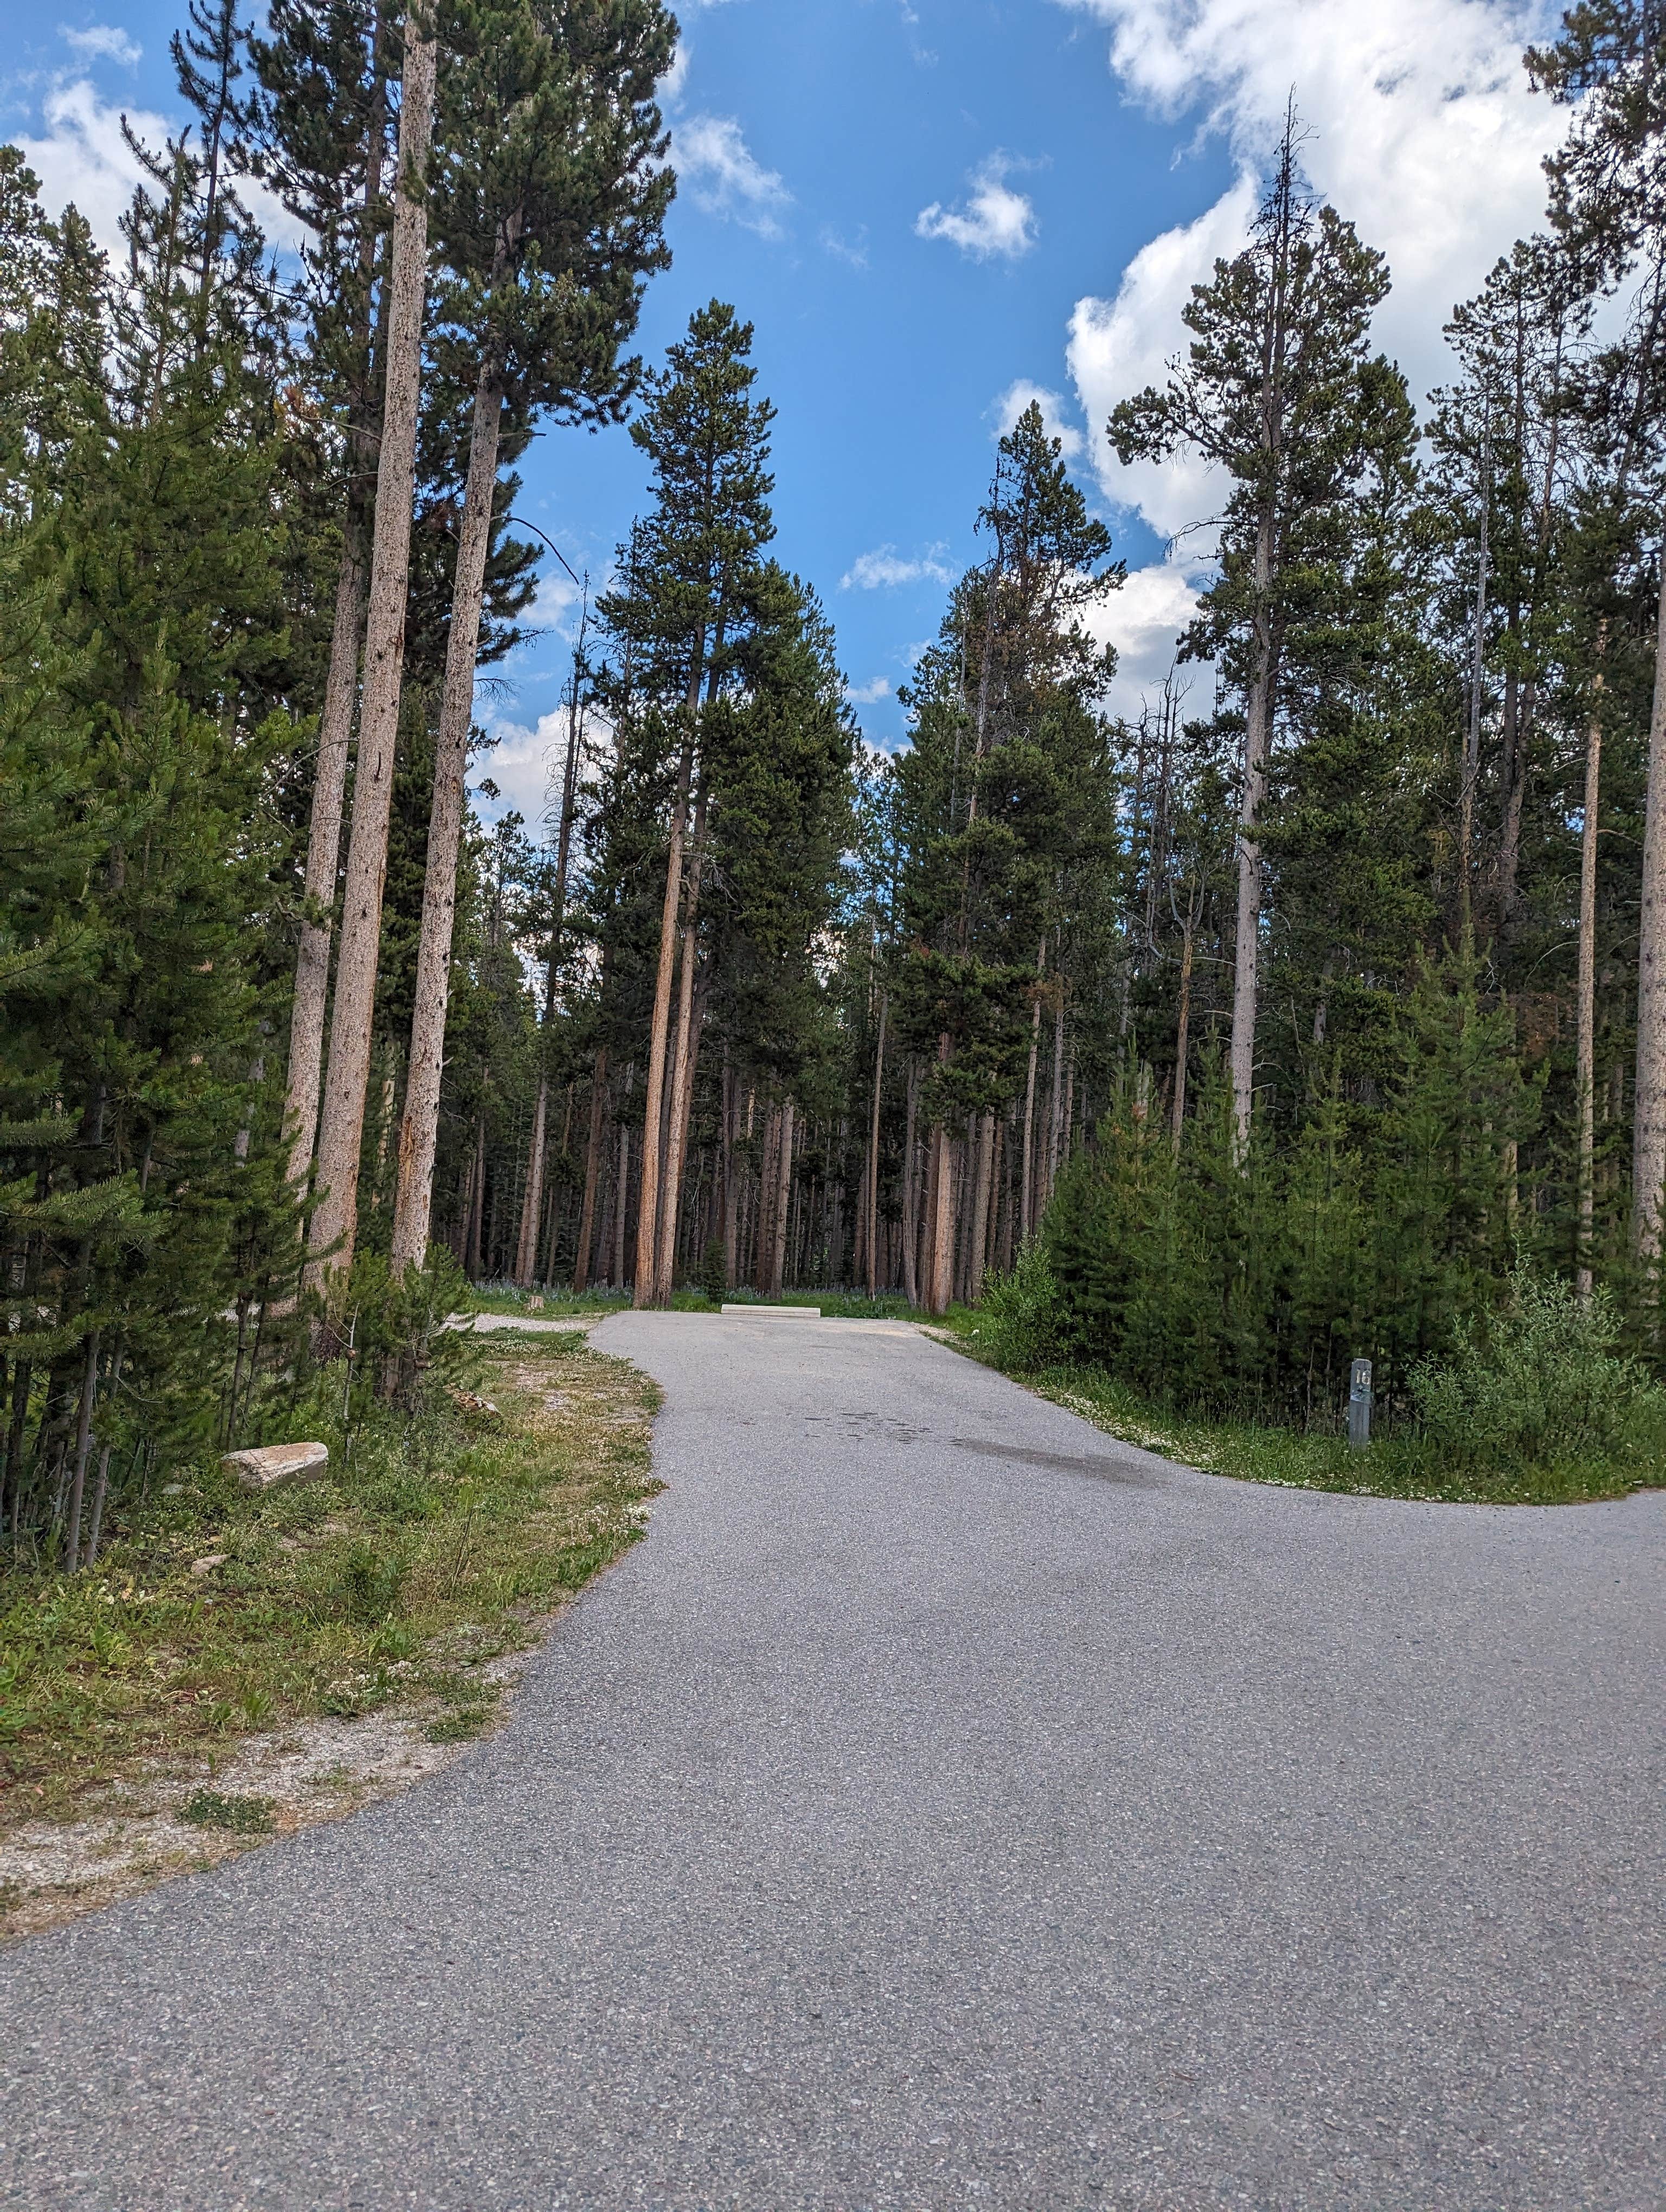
xmin=18 ymin=79 xmax=168 ymax=255
xmin=1058 ymin=0 xmax=1567 ymax=530
xmin=61 ymin=23 xmax=141 ymax=65
xmin=823 ymin=224 xmax=869 ymax=269
xmin=1083 ymin=556 xmax=1211 ymax=724
xmin=841 ymin=543 xmax=955 ymax=591
xmin=18 ymin=76 xmax=309 ymax=256
xmin=658 ymin=41 xmax=690 ymax=108
xmin=673 ymin=114 xmax=791 ymax=237
xmin=993 ymin=378 xmax=1085 ymax=461
xmin=915 ymin=153 xmax=1037 ymax=261
xmin=845 ymin=676 xmax=893 ymax=705
xmin=1066 ymin=176 xmax=1258 ymax=541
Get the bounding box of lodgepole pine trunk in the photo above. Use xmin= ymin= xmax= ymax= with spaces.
xmin=307 ymin=22 xmax=435 ymax=1300
xmin=1046 ymin=987 xmax=1066 ymax=1211
xmin=1229 ymin=511 xmax=1273 ymax=1156
xmin=390 ymin=359 xmax=507 ymax=1276
xmin=967 ymin=1109 xmax=994 ymax=1305
xmin=653 ymin=788 xmax=709 ymax=1301
xmin=613 ymin=1120 xmax=631 ymax=1290
xmin=283 ymin=78 xmax=387 ymax=1190
xmin=635 ymin=737 xmax=694 ymax=1306
xmin=1635 ymin=556 xmax=1666 ymax=1264
xmin=865 ymin=992 xmax=887 ymax=1298
xmin=573 ymin=1047 xmax=609 ymax=1295
xmin=1018 ymin=941 xmax=1044 ymax=1246
xmin=1172 ymin=917 xmax=1195 ymax=1153
xmin=284 ymin=520 xmax=367 ymax=1186
xmin=1578 ymin=642 xmax=1605 ymax=1298
xmin=900 ymin=1062 xmax=920 ymax=1308
xmin=767 ymin=1101 xmax=795 ymax=1298
xmin=927 ymin=1123 xmax=953 ymax=1316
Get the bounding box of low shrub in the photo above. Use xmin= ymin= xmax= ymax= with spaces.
xmin=1411 ymin=1266 xmax=1664 ymax=1477
xmin=975 ymin=1245 xmax=1066 ymax=1373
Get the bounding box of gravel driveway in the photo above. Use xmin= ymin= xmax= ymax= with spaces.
xmin=3 ymin=1311 xmax=1662 ymax=2209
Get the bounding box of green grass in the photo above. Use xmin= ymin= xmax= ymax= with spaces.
xmin=464 ymin=1283 xmax=629 ymax=1320
xmin=0 ymin=1334 xmax=662 ymax=1830
xmin=1011 ymin=1361 xmax=1656 ymax=1506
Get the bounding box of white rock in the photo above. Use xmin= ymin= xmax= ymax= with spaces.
xmin=220 ymin=1441 xmax=330 ymax=1492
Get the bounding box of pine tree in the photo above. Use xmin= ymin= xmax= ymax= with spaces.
xmin=388 ymin=0 xmax=675 ymax=1280
xmin=1111 ymin=113 xmax=1393 ymax=1152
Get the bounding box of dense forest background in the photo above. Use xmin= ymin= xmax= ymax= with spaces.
xmin=7 ymin=0 xmax=1666 ymax=1564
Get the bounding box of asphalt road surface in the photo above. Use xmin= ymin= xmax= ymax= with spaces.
xmin=3 ymin=1312 xmax=1663 ymax=2211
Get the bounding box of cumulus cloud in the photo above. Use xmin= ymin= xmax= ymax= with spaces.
xmin=841 ymin=543 xmax=955 ymax=591
xmin=18 ymin=76 xmax=309 ymax=256
xmin=1060 ymin=0 xmax=1565 ymax=514
xmin=673 ymin=114 xmax=791 ymax=237
xmin=18 ymin=79 xmax=170 ymax=255
xmin=916 ymin=153 xmax=1037 ymax=261
xmin=845 ymin=676 xmax=893 ymax=705
xmin=658 ymin=40 xmax=690 ymax=107
xmin=993 ymin=377 xmax=1086 ymax=461
xmin=62 ymin=23 xmax=141 ymax=65
xmin=1080 ymin=558 xmax=1211 ymax=725
xmin=1055 ymin=0 xmax=1565 ymax=693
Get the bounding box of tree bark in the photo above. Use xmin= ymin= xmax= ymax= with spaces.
xmin=865 ymin=992 xmax=887 ymax=1298
xmin=1171 ymin=916 xmax=1195 ymax=1153
xmin=927 ymin=1122 xmax=953 ymax=1316
xmin=306 ymin=22 xmax=435 ymax=1300
xmin=1635 ymin=558 xmax=1666 ymax=1263
xmin=1578 ymin=646 xmax=1605 ymax=1298
xmin=900 ymin=1062 xmax=919 ymax=1308
xmin=635 ymin=735 xmax=694 ymax=1306
xmin=390 ymin=364 xmax=505 ymax=1275
xmin=967 ymin=1109 xmax=994 ymax=1304
xmin=653 ymin=788 xmax=708 ymax=1301
xmin=284 ymin=523 xmax=366 ymax=1186
xmin=1231 ymin=508 xmax=1274 ymax=1155
xmin=573 ymin=1047 xmax=608 ymax=1295
xmin=1019 ymin=943 xmax=1043 ymax=1245
xmin=767 ymin=1100 xmax=794 ymax=1298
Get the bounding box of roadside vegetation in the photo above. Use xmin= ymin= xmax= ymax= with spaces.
xmin=0 ymin=1328 xmax=659 ymax=1927
xmin=965 ymin=1248 xmax=1666 ymax=1506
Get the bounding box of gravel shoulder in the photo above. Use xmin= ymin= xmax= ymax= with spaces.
xmin=2 ymin=1310 xmax=1661 ymax=2210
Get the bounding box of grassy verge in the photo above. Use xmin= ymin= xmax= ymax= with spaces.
xmin=465 ymin=1283 xmax=629 ymax=1320
xmin=1010 ymin=1361 xmax=1653 ymax=1505
xmin=467 ymin=1282 xmax=938 ymax=1323
xmin=0 ymin=1329 xmax=661 ymax=1907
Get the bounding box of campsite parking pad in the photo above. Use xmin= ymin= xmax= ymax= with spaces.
xmin=2 ymin=1310 xmax=1662 ymax=2209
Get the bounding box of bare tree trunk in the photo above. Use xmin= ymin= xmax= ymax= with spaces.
xmin=1171 ymin=917 xmax=1195 ymax=1153
xmin=463 ymin=1111 xmax=486 ymax=1279
xmin=1019 ymin=944 xmax=1043 ymax=1245
xmin=284 ymin=524 xmax=366 ymax=1185
xmin=1635 ymin=558 xmax=1666 ymax=1264
xmin=613 ymin=1120 xmax=631 ymax=1290
xmin=927 ymin=1123 xmax=953 ymax=1316
xmin=390 ymin=364 xmax=505 ymax=1275
xmin=1458 ymin=426 xmax=1492 ymax=935
xmin=306 ymin=23 xmax=435 ymax=1300
xmin=900 ymin=1062 xmax=919 ymax=1308
xmin=1231 ymin=516 xmax=1273 ymax=1154
xmin=653 ymin=789 xmax=708 ymax=1301
xmin=967 ymin=1109 xmax=994 ymax=1304
xmin=573 ymin=1048 xmax=608 ymax=1295
xmin=283 ymin=71 xmax=386 ymax=1189
xmin=1046 ymin=988 xmax=1066 ymax=1210
xmin=767 ymin=1101 xmax=795 ymax=1298
xmin=865 ymin=993 xmax=887 ymax=1298
xmin=63 ymin=1332 xmax=99 ymax=1571
xmin=1578 ymin=652 xmax=1604 ymax=1300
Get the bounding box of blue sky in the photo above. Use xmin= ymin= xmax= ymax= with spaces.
xmin=9 ymin=0 xmax=1568 ymax=825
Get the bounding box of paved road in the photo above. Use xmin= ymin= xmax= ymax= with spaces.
xmin=3 ymin=1314 xmax=1663 ymax=2211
